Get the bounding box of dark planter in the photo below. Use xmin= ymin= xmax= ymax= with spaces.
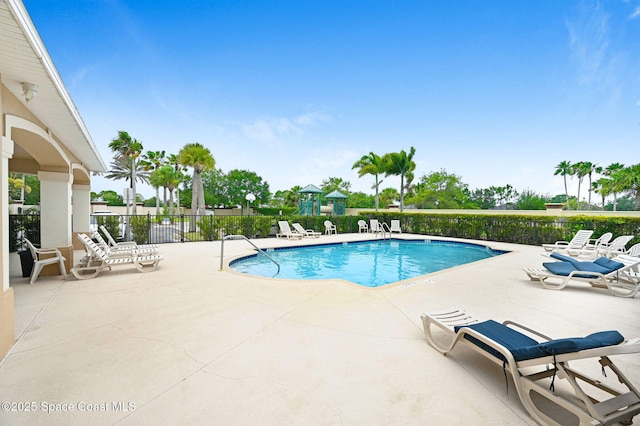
xmin=18 ymin=250 xmax=34 ymax=277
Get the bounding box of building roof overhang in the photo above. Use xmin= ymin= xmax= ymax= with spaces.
xmin=0 ymin=0 xmax=106 ymax=172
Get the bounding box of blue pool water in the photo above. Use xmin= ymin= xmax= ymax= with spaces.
xmin=230 ymin=239 xmax=507 ymax=287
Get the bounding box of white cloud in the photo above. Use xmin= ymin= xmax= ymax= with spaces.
xmin=242 ymin=112 xmax=330 ymax=144
xmin=294 ymin=112 xmax=329 ymax=126
xmin=242 ymin=117 xmax=299 ymax=143
xmin=630 ymin=6 xmax=640 ymax=19
xmin=310 ymin=146 xmax=359 ymax=169
xmin=565 ymin=3 xmax=610 ymax=86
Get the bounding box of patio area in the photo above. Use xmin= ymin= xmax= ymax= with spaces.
xmin=1 ymin=233 xmax=638 ymax=425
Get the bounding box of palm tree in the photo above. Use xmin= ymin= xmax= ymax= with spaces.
xmin=553 ymin=160 xmax=573 ymax=209
xmin=108 ymin=131 xmax=144 ymax=214
xmin=150 ymin=166 xmax=181 ymax=215
xmin=585 ymin=162 xmax=598 ymax=206
xmin=603 ymin=163 xmax=625 ymax=211
xmin=104 ymin=156 xmax=149 ymax=198
xmin=384 ymin=147 xmax=416 ymax=212
xmin=167 ymin=153 xmax=188 ymax=212
xmin=178 ymin=143 xmax=215 ymax=220
xmin=617 ymin=164 xmax=640 ymax=210
xmin=592 ymin=178 xmax=612 ymax=210
xmin=573 ymin=161 xmax=591 ymax=209
xmin=285 ymin=185 xmax=302 ymax=208
xmin=140 ymin=150 xmax=166 ymax=214
xmin=352 ymin=152 xmax=387 ymax=211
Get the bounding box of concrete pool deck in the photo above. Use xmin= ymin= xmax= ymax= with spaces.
xmin=1 ymin=233 xmax=639 ymax=425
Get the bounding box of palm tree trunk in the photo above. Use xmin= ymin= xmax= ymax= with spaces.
xmin=374 ymin=175 xmax=379 ymax=211
xmin=400 ymin=174 xmax=405 ymax=212
xmin=155 ymin=186 xmax=160 ymax=215
xmin=163 ymin=187 xmax=168 ymax=210
xmin=168 ymin=188 xmax=174 ymax=215
xmin=131 ymin=158 xmax=137 ymax=215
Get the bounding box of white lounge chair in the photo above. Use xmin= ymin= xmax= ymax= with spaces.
xmin=357 ymin=220 xmax=368 ymax=233
xmin=71 ymin=234 xmax=163 ymax=280
xmin=390 ymin=220 xmax=402 ymax=234
xmin=571 ymin=232 xmax=613 ymax=259
xmin=292 ymin=222 xmax=321 ymax=238
xmin=276 ymin=221 xmax=303 ymax=239
xmin=523 ymin=254 xmax=640 ymax=297
xmin=542 ymin=229 xmax=593 ymax=253
xmin=627 ymin=243 xmax=640 ymax=257
xmin=370 ymin=219 xmax=383 ymax=234
xmin=597 ymin=235 xmax=634 ymax=258
xmin=24 ymin=238 xmax=67 ymax=284
xmin=421 ymin=309 xmax=640 ymax=426
xmin=94 ymin=230 xmax=159 ymax=255
xmin=324 ymin=220 xmax=337 ymax=235
xmin=99 ymin=225 xmax=159 ymax=251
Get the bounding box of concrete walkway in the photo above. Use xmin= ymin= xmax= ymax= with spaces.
xmin=1 ymin=234 xmax=638 ymax=425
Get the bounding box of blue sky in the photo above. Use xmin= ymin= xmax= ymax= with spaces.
xmin=23 ymin=0 xmax=640 ymax=201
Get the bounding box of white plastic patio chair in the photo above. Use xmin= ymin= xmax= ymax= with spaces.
xmin=324 ymin=220 xmax=337 ymax=235
xmin=24 ymin=238 xmax=67 ymax=284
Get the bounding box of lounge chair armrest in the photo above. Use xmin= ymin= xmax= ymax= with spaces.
xmin=33 ymin=247 xmax=63 ymax=257
xmin=567 ymin=270 xmax=605 ymax=280
xmin=502 ymin=320 xmax=553 ymax=341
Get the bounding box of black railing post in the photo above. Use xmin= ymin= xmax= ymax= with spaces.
xmin=147 ymin=213 xmax=151 ymax=244
xmin=180 ymin=214 xmax=185 ymax=242
xmin=246 ymin=210 xmax=251 ymax=238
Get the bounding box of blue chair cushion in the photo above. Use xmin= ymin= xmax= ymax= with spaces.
xmin=542 ymin=259 xmax=622 ymax=279
xmin=538 ymin=331 xmax=624 ymax=355
xmin=550 ymin=252 xmax=577 ymax=263
xmin=593 ymin=257 xmax=625 ymax=270
xmin=455 ymin=320 xmax=541 ymax=361
xmin=455 ymin=321 xmax=624 ymax=362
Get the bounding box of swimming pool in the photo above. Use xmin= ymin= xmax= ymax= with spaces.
xmin=230 ymin=239 xmax=507 ymax=287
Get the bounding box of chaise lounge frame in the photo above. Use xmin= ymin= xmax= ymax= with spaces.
xmin=71 ymin=233 xmax=163 ymax=280
xmin=523 ymin=254 xmax=640 ymax=298
xmin=421 ymin=309 xmax=640 ymax=426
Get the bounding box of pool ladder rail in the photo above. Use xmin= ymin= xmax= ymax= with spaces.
xmin=378 ymin=222 xmax=391 ymax=239
xmin=219 ymin=235 xmax=280 ymax=274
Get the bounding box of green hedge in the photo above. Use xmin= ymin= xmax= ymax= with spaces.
xmin=356 ymin=212 xmax=640 ymax=247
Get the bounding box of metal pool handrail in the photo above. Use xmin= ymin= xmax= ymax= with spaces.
xmin=380 ymin=222 xmax=391 ymax=239
xmin=219 ymin=235 xmax=280 ymax=274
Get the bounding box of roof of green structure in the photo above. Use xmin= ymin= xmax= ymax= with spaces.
xmin=298 ymin=184 xmax=323 ymax=193
xmin=325 ymin=190 xmax=348 ymax=199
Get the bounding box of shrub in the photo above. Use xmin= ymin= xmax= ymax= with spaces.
xmin=130 ymin=216 xmax=150 ymax=244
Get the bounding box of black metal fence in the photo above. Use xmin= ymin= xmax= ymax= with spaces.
xmin=8 ymin=214 xmax=41 ymax=251
xmin=8 ymin=212 xmax=640 ymax=251
xmin=121 ymin=214 xmax=365 ymax=245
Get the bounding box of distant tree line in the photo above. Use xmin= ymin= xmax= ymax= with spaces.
xmin=12 ymin=133 xmax=640 ymax=213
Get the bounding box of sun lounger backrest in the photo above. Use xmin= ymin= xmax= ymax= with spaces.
xmin=78 ymin=234 xmax=109 ymax=261
xmin=100 ymin=225 xmax=119 ymax=246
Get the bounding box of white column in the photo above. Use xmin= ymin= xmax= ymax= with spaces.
xmin=1 ymin=137 xmax=14 ymax=291
xmin=72 ymin=184 xmax=91 ymax=233
xmin=38 ymin=171 xmax=73 ymax=248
